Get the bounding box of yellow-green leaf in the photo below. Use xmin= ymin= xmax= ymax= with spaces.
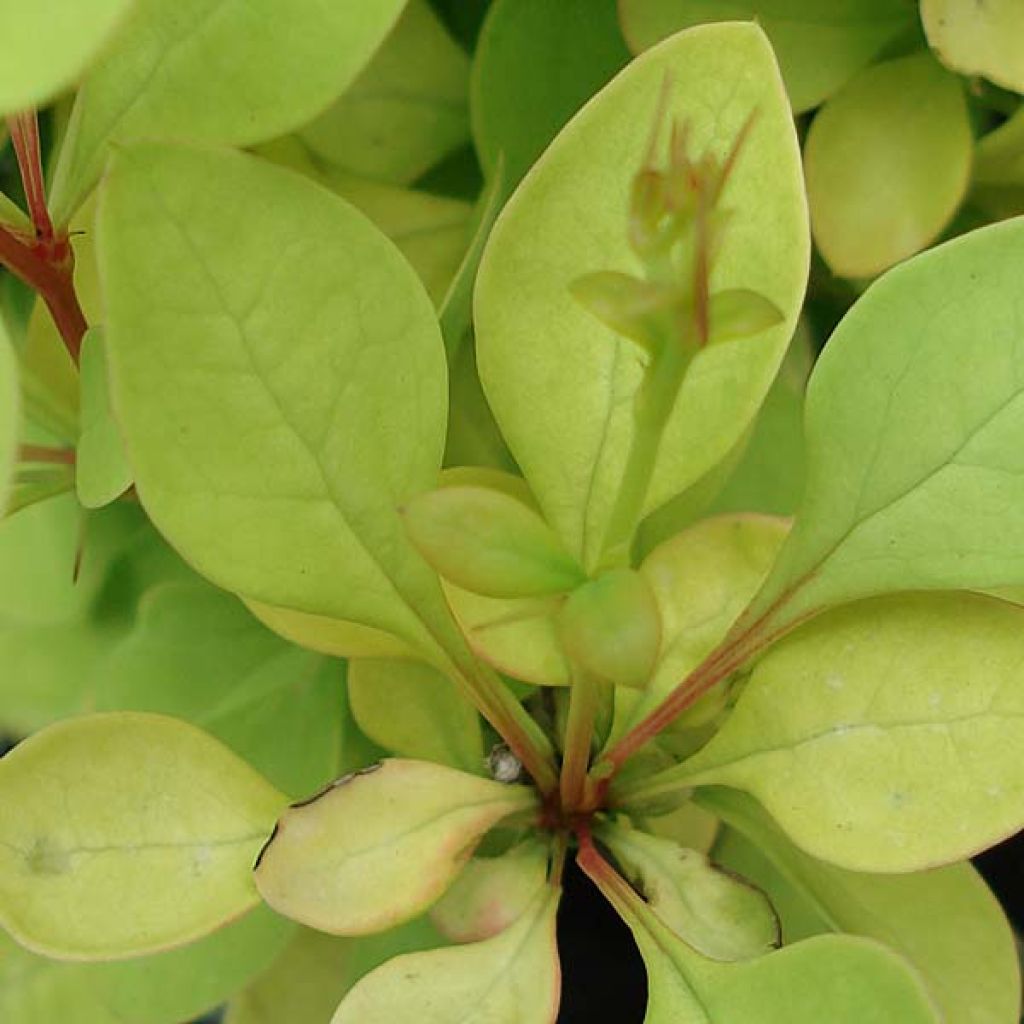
xmin=0 ymin=713 xmax=285 ymax=960
xmin=922 ymin=0 xmax=1024 ymax=92
xmin=255 ymin=760 xmax=536 ymax=935
xmin=0 ymin=318 xmax=17 ymax=515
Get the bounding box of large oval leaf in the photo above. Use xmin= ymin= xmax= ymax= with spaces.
xmin=475 ymin=22 xmax=808 ymax=570
xmin=254 ymin=759 xmax=536 ymax=935
xmin=0 ymin=319 xmax=17 ymax=515
xmin=618 ymin=0 xmax=915 ymax=113
xmin=0 ymin=0 xmax=134 ymax=115
xmin=922 ymin=0 xmax=1024 ymax=93
xmin=333 ymin=888 xmax=560 ymax=1023
xmin=805 ymin=54 xmax=971 ymax=279
xmin=704 ymin=787 xmax=1022 ymax=1024
xmin=97 ymin=142 xmax=454 ymax=663
xmin=667 ymin=594 xmax=1024 ymax=872
xmin=0 ymin=713 xmax=284 ymax=959
xmin=741 ymin=218 xmax=1024 ymax=634
xmin=49 ymin=0 xmax=407 ymax=223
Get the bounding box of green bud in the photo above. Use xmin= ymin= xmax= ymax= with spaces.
xmin=558 ymin=568 xmax=662 ymax=689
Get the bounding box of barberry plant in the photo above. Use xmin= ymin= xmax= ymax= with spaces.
xmin=1 ymin=2 xmax=1024 ymax=1022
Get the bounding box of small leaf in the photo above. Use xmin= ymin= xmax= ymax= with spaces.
xmin=0 ymin=319 xmax=17 ymax=515
xmin=559 ymin=569 xmax=661 ymax=689
xmin=254 ymin=759 xmax=537 ymax=935
xmin=922 ymin=0 xmax=1024 ymax=93
xmin=332 ymin=887 xmax=561 ymax=1023
xmin=300 ymin=0 xmax=470 ymax=186
xmin=704 ymin=787 xmax=1023 ymax=1024
xmin=618 ymin=0 xmax=915 ymax=114
xmin=348 ymin=657 xmax=484 ymax=773
xmin=0 ymin=907 xmax=293 ymax=1024
xmin=476 ymin=22 xmax=808 ymax=570
xmin=50 ymin=0 xmax=407 ymax=222
xmin=430 ymin=839 xmax=550 ymax=942
xmin=75 ymin=328 xmax=132 ymax=509
xmin=569 ymin=271 xmax=677 ymax=357
xmin=403 ymin=485 xmax=586 ymax=598
xmin=471 ymin=0 xmax=629 ymax=188
xmin=805 ymin=54 xmax=971 ymax=278
xmin=0 ymin=713 xmax=285 ymax=960
xmin=707 ymin=290 xmax=783 ymax=346
xmin=669 ymin=594 xmax=1024 ymax=872
xmin=600 ymin=822 xmax=779 ymax=961
xmin=741 ymin=218 xmax=1024 ymax=634
xmin=0 ymin=0 xmax=134 ymax=114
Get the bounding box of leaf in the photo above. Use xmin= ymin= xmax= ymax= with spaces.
xmin=254 ymin=759 xmax=537 ymax=935
xmin=0 ymin=906 xmax=293 ymax=1024
xmin=403 ymin=484 xmax=586 ymax=598
xmin=922 ymin=0 xmax=1024 ymax=92
xmin=299 ymin=0 xmax=470 ymax=186
xmin=471 ymin=0 xmax=630 ymax=188
xmin=618 ymin=0 xmax=915 ymax=113
xmin=97 ymin=142 xmax=459 ymax=665
xmin=94 ymin=581 xmax=344 ymax=797
xmin=0 ymin=318 xmax=17 ymax=515
xmin=475 ymin=22 xmax=808 ymax=570
xmin=49 ymin=0 xmax=407 ymax=223
xmin=75 ymin=327 xmax=132 ymax=509
xmin=703 ymin=787 xmax=1022 ymax=1024
xmin=225 ymin=918 xmax=444 ymax=1024
xmin=430 ymin=838 xmax=550 ymax=942
xmin=741 ymin=218 xmax=1024 ymax=633
xmin=804 ymin=54 xmax=971 ymax=279
xmin=600 ymin=822 xmax=779 ymax=961
xmin=0 ymin=712 xmax=285 ymax=959
xmin=332 ymin=887 xmax=561 ymax=1023
xmin=445 ymin=339 xmax=518 ymax=471
xmin=0 ymin=0 xmax=134 ymax=115
xmin=665 ymin=594 xmax=1024 ymax=872
xmin=348 ymin=657 xmax=484 ymax=773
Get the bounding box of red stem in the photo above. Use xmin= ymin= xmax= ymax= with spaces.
xmin=8 ymin=112 xmax=56 ymax=244
xmin=19 ymin=443 xmax=75 ymax=465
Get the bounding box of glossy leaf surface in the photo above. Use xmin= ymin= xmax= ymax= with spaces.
xmin=0 ymin=0 xmax=133 ymax=114
xmin=0 ymin=713 xmax=284 ymax=959
xmin=476 ymin=22 xmax=808 ymax=570
xmin=677 ymin=594 xmax=1024 ymax=871
xmin=98 ymin=143 xmax=456 ymax=662
xmin=50 ymin=0 xmax=407 ymax=222
xmin=922 ymin=0 xmax=1024 ymax=92
xmin=703 ymin=787 xmax=1022 ymax=1024
xmin=805 ymin=54 xmax=971 ymax=278
xmin=348 ymin=657 xmax=484 ymax=772
xmin=255 ymin=760 xmax=536 ymax=935
xmin=618 ymin=0 xmax=915 ymax=112
xmin=333 ymin=888 xmax=561 ymax=1023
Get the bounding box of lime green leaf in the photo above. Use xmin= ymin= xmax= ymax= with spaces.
xmin=225 ymin=919 xmax=444 ymax=1024
xmin=332 ymin=887 xmax=560 ymax=1023
xmin=94 ymin=582 xmax=344 ymax=797
xmin=476 ymin=22 xmax=808 ymax=570
xmin=0 ymin=318 xmax=17 ymax=515
xmin=254 ymin=760 xmax=537 ymax=935
xmin=805 ymin=54 xmax=971 ymax=279
xmin=471 ymin=0 xmax=629 ymax=188
xmin=0 ymin=712 xmax=284 ymax=959
xmin=707 ymin=290 xmax=784 ymax=347
xmin=743 ymin=218 xmax=1024 ymax=633
xmin=0 ymin=0 xmax=134 ymax=115
xmin=0 ymin=907 xmax=292 ymax=1024
xmin=404 ymin=484 xmax=586 ymax=598
xmin=600 ymin=822 xmax=779 ymax=961
xmin=703 ymin=787 xmax=1022 ymax=1024
xmin=560 ymin=569 xmax=661 ymax=689
xmin=49 ymin=0 xmax=407 ymax=223
xmin=98 ymin=142 xmax=457 ymax=663
xmin=300 ymin=0 xmax=469 ymax=186
xmin=922 ymin=0 xmax=1024 ymax=92
xmin=618 ymin=1 xmax=915 ymax=113
xmin=0 ymin=190 xmax=30 ymax=231
xmin=670 ymin=594 xmax=1024 ymax=872
xmin=430 ymin=839 xmax=549 ymax=942
xmin=643 ymin=800 xmax=720 ymax=856
xmin=348 ymin=658 xmax=484 ymax=773
xmin=75 ymin=328 xmax=132 ymax=509
xmin=974 ymin=106 xmax=1024 ymax=190
xmin=444 ymin=585 xmax=570 ymax=686
xmin=445 ymin=339 xmax=518 ymax=471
